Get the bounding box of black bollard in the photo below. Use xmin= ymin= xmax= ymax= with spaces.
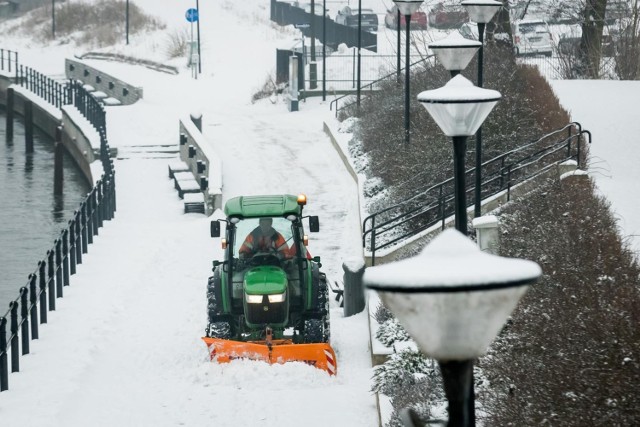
xmin=62 ymin=229 xmax=70 ymax=285
xmin=5 ymin=87 xmax=14 ymax=142
xmin=69 ymin=221 xmax=77 ymax=274
xmin=20 ymin=287 xmax=29 ymax=355
xmin=47 ymin=250 xmax=55 ymax=311
xmin=342 ymin=259 xmax=366 ymax=317
xmin=24 ymin=100 xmax=34 ymax=153
xmin=0 ymin=317 xmax=7 ymax=391
xmin=10 ymin=301 xmax=18 ymax=373
xmin=55 ymin=239 xmax=63 ymax=298
xmin=39 ymin=261 xmax=47 ymax=324
xmin=28 ymin=274 xmax=38 ymax=339
xmin=54 ymin=127 xmax=64 ymax=196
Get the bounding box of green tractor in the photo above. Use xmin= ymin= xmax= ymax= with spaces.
xmin=202 ymin=194 xmax=336 ymax=374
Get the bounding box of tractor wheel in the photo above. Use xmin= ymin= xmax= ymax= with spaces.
xmin=206 ymin=270 xmax=235 ymax=338
xmin=302 ymin=318 xmax=325 ymax=343
xmin=207 ymin=321 xmax=232 ymax=339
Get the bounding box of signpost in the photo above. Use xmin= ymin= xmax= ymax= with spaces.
xmin=185 ymin=8 xmax=199 ymax=79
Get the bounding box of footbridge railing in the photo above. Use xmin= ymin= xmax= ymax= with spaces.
xmin=0 ymin=53 xmax=116 ymax=392
xmin=0 ymin=49 xmax=18 ymax=74
xmin=362 ymin=122 xmax=591 ymax=265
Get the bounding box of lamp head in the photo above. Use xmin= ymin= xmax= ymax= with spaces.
xmin=429 ymin=32 xmax=481 ymax=72
xmin=417 ymin=75 xmax=501 ymax=136
xmin=364 ymin=229 xmax=541 ymax=361
xmin=393 ymin=0 xmax=424 ymax=16
xmin=461 ymin=0 xmax=502 ymax=24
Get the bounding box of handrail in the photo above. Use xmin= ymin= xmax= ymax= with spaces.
xmin=329 ymin=54 xmax=435 ymax=116
xmin=0 ymin=49 xmax=18 ymax=74
xmin=363 ymin=122 xmax=591 ymax=265
xmin=0 ymin=52 xmax=116 ymax=392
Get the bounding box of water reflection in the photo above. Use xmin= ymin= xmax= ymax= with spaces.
xmin=0 ymin=111 xmax=91 ymax=311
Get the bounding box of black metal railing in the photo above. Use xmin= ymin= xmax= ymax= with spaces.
xmin=363 ymin=122 xmax=591 ymax=265
xmin=16 ymin=65 xmax=68 ymax=109
xmin=329 ymin=54 xmax=435 ymax=116
xmin=301 ymin=53 xmax=425 ymax=90
xmin=0 ymin=49 xmax=18 ymax=74
xmin=0 ymin=57 xmax=116 ymax=392
xmin=68 ymin=79 xmax=107 ymax=133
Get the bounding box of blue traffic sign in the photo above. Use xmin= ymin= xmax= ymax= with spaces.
xmin=185 ymin=8 xmax=199 ymax=23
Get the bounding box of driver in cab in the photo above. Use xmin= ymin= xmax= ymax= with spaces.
xmin=239 ymin=218 xmax=289 ymax=260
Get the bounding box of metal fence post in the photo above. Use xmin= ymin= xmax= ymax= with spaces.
xmin=69 ymin=220 xmax=77 ymax=274
xmin=343 ymin=259 xmax=366 ymax=317
xmin=82 ymin=202 xmax=90 ymax=250
xmin=10 ymin=301 xmax=19 ymax=372
xmin=55 ymin=239 xmax=63 ymax=298
xmin=29 ymin=274 xmax=38 ymax=339
xmin=62 ymin=229 xmax=70 ymax=285
xmin=0 ymin=317 xmax=8 ymax=391
xmin=97 ymin=180 xmax=104 ymax=228
xmin=39 ymin=261 xmax=47 ymax=324
xmin=47 ymin=250 xmax=56 ymax=311
xmin=20 ymin=288 xmax=29 ymax=355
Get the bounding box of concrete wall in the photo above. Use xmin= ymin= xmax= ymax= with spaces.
xmin=179 ymin=116 xmax=223 ymax=214
xmin=65 ymin=58 xmax=143 ymax=105
xmin=0 ymin=74 xmax=94 ymax=184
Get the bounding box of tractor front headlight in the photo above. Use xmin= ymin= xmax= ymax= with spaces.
xmin=268 ymin=292 xmax=286 ymax=303
xmin=245 ymin=294 xmax=263 ymax=304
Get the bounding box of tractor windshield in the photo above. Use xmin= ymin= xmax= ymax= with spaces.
xmin=234 ymin=217 xmax=296 ymax=260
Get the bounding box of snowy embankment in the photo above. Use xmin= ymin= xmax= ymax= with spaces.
xmin=550 ymin=80 xmax=640 ymax=255
xmin=0 ymin=0 xmax=377 ymax=425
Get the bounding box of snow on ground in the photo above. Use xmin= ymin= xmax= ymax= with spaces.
xmin=550 ymin=80 xmax=640 ymax=255
xmin=2 ymin=0 xmax=639 ymax=424
xmin=0 ymin=1 xmax=376 ymax=426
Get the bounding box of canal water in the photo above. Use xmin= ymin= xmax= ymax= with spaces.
xmin=0 ymin=109 xmax=90 ymax=317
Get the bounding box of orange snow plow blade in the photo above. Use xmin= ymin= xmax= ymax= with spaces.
xmin=202 ymin=337 xmax=337 ymax=375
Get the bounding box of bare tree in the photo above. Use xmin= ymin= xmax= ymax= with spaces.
xmin=613 ymin=0 xmax=640 ymax=79
xmin=577 ymin=0 xmax=609 ymax=78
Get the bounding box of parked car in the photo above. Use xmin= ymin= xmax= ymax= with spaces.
xmin=427 ymin=1 xmax=468 ymax=29
xmin=512 ymin=19 xmax=553 ymax=56
xmin=384 ymin=5 xmax=427 ymax=30
xmin=335 ymin=6 xmax=379 ymax=33
xmin=301 ymin=2 xmax=330 ymax=17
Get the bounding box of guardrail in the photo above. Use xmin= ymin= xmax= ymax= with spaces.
xmin=0 ymin=55 xmax=116 ymax=392
xmin=16 ymin=64 xmax=68 ymax=109
xmin=0 ymin=49 xmax=18 ymax=74
xmin=362 ymin=122 xmax=591 ymax=265
xmin=68 ymin=79 xmax=107 ymax=133
xmin=329 ymin=54 xmax=435 ymax=116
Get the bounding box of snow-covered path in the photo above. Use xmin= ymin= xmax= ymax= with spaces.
xmin=1 ymin=1 xmax=376 ymax=425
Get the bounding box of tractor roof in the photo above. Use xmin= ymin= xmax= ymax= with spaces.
xmin=224 ymin=194 xmax=303 ymax=218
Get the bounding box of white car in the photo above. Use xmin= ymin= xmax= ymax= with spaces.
xmin=512 ymin=19 xmax=553 ymax=57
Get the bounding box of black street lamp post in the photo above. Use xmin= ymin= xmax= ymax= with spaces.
xmin=356 ymin=0 xmax=362 ymax=108
xmin=196 ymin=0 xmax=201 ymax=73
xmin=418 ymin=75 xmax=500 ymax=236
xmin=461 ymin=0 xmax=502 ymax=218
xmin=364 ymin=229 xmax=541 ymax=427
xmin=126 ymin=0 xmax=129 ymax=45
xmin=393 ymin=0 xmax=424 ymax=144
xmin=322 ymin=0 xmax=327 ymax=100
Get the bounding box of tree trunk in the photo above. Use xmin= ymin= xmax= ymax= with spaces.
xmin=578 ymin=0 xmax=608 ymax=78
